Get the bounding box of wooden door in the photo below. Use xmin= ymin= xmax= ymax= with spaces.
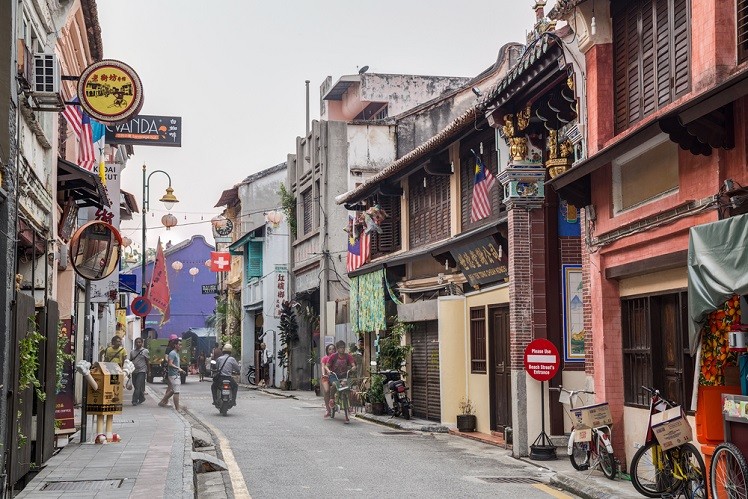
xmin=411 ymin=321 xmax=441 ymax=421
xmin=489 ymin=306 xmax=512 ymax=432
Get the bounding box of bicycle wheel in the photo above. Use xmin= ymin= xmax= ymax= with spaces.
xmin=246 ymin=368 xmax=256 ymax=386
xmin=569 ymin=440 xmax=591 ymax=471
xmin=711 ymin=442 xmax=748 ymax=499
xmin=675 ymin=442 xmax=706 ymax=499
xmin=342 ymin=392 xmax=349 ymax=420
xmin=631 ymin=442 xmax=678 ymax=498
xmin=596 ymin=432 xmax=617 ymax=480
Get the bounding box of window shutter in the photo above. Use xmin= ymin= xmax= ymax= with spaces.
xmin=408 ymin=171 xmax=450 ymax=248
xmin=655 ymin=0 xmax=672 ymax=107
xmin=371 ymin=196 xmax=402 ymax=256
xmin=246 ymin=240 xmax=263 ymax=278
xmin=671 ymin=0 xmax=690 ymax=97
xmin=302 ymin=189 xmax=312 ymax=235
xmin=626 ymin=4 xmax=642 ymax=124
xmin=739 ymin=0 xmax=748 ymax=63
xmin=641 ymin=2 xmax=656 ymax=117
xmin=614 ymin=3 xmax=630 ymax=132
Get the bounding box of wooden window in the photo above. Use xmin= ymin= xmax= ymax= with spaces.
xmin=246 ymin=240 xmax=263 ymax=279
xmin=408 ymin=170 xmax=450 ymax=248
xmin=301 ymin=188 xmax=313 ymax=235
xmin=371 ymin=196 xmax=402 ymax=258
xmin=613 ymin=0 xmax=690 ymax=133
xmin=739 ymin=0 xmax=748 ymax=63
xmin=470 ymin=307 xmax=487 ymax=374
xmin=460 ymin=137 xmax=502 ymax=232
xmin=622 ymin=291 xmax=694 ymax=408
xmin=613 ymin=136 xmax=678 ymax=212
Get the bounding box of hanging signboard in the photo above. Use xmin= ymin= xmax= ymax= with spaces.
xmin=54 ymin=319 xmax=75 ymax=432
xmin=450 ymin=236 xmax=508 ymax=288
xmin=77 ymin=59 xmax=144 ymax=124
xmin=273 ymin=267 xmax=288 ymax=318
xmin=201 ymin=284 xmax=218 ymax=295
xmin=105 ymin=115 xmax=182 ymax=147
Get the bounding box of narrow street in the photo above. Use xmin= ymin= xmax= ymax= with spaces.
xmin=160 ymin=378 xmax=578 ymax=499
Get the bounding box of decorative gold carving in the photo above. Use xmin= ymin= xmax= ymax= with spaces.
xmin=517 ymin=105 xmax=531 ymax=131
xmin=547 ymin=130 xmax=558 ymax=160
xmin=559 ymin=140 xmax=574 ymax=159
xmin=502 ymin=114 xmax=515 ymax=139
xmin=567 ymin=75 xmax=574 ymax=90
xmin=510 ymin=137 xmax=528 ymax=161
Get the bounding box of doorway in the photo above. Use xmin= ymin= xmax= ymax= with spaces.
xmin=488 ymin=305 xmax=512 ymax=432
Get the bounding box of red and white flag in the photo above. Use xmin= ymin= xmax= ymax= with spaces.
xmin=209 ymin=251 xmax=231 ymax=272
xmin=346 ymin=215 xmax=371 ymax=272
xmin=147 ymin=239 xmax=171 ymax=325
xmin=61 ymin=97 xmax=96 ymax=171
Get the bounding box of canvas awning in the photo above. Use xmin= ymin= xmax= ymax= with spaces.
xmin=687 ymin=213 xmax=748 ymax=354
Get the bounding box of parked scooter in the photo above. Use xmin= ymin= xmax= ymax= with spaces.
xmin=378 ymin=370 xmax=411 ymax=420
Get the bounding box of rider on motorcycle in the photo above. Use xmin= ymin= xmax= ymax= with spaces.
xmin=211 ymin=343 xmax=240 ymax=407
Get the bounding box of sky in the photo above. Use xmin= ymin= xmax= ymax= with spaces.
xmin=97 ymin=1 xmax=547 ymax=250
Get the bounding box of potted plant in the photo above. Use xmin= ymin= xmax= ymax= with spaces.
xmin=457 ymin=397 xmax=477 ymax=432
xmin=367 ymin=374 xmax=386 ymax=415
xmin=311 ymin=377 xmax=320 ymax=396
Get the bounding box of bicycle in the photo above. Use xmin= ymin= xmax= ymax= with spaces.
xmin=328 ymin=369 xmax=354 ymax=423
xmin=550 ymin=385 xmax=617 ymax=480
xmin=245 ymin=365 xmax=257 ymax=386
xmin=630 ymin=386 xmax=706 ymax=499
xmin=710 ymin=441 xmax=748 ymax=498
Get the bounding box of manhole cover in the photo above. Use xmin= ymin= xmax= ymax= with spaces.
xmin=381 ymin=431 xmax=415 ymax=435
xmin=478 ymin=477 xmax=540 ymax=484
xmin=42 ymin=479 xmax=123 ymax=491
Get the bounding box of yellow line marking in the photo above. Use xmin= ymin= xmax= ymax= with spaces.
xmin=533 ymin=483 xmax=574 ymax=498
xmin=199 ymin=417 xmax=252 ymax=499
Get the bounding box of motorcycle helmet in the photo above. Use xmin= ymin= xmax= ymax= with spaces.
xmin=222 ymin=343 xmax=233 ymax=353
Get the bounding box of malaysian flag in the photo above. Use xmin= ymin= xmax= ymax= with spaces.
xmin=62 ymin=97 xmax=96 ymax=171
xmin=346 ymin=215 xmax=370 ymax=272
xmin=470 ymin=150 xmax=496 ymax=222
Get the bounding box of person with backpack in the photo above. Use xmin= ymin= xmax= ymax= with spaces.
xmin=100 ymin=336 xmax=127 ymax=368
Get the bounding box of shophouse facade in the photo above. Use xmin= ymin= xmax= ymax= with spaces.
xmin=548 ymin=0 xmax=748 ymax=467
xmin=288 ymin=73 xmax=471 ymax=389
xmin=337 ymin=12 xmax=588 ymax=457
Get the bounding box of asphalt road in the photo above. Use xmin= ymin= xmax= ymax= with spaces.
xmin=156 ymin=376 xmax=578 ymax=499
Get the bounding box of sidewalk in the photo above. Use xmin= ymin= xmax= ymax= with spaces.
xmin=247 ymin=384 xmax=642 ymax=498
xmin=17 ymin=386 xmax=193 ymax=499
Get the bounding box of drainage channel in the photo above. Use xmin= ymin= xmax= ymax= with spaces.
xmin=477 ymin=477 xmax=541 ymax=484
xmin=42 ymin=479 xmax=123 ymax=491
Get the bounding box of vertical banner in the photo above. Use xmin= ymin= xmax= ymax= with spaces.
xmin=87 ymin=162 xmax=121 ymax=303
xmin=562 ymin=264 xmax=585 ymax=362
xmin=273 ymin=265 xmax=288 ymax=318
xmin=54 ymin=319 xmax=75 ymax=431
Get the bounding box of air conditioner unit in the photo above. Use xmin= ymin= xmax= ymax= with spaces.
xmin=17 ymin=39 xmax=32 ymax=90
xmin=29 ymin=52 xmax=64 ymax=112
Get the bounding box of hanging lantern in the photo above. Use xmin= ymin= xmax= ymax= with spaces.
xmin=161 ymin=213 xmax=178 ymax=230
xmin=189 ymin=267 xmax=199 ymax=281
xmin=264 ymin=210 xmax=284 ymax=228
xmin=122 ymin=236 xmax=132 ymax=248
xmin=204 ymin=259 xmax=212 ymax=268
xmin=171 ymin=260 xmax=183 ymax=272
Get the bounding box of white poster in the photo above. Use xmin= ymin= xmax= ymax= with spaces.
xmin=86 ymin=163 xmax=121 ymax=303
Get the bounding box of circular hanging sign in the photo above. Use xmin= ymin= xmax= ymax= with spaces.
xmin=523 ymin=338 xmax=560 ymax=382
xmin=131 ymin=296 xmax=152 ymax=318
xmin=77 ymin=59 xmax=144 ymax=124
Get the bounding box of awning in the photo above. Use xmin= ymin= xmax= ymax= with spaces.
xmin=227 ymin=233 xmax=263 ymax=255
xmin=348 ymin=220 xmax=503 ymax=277
xmin=57 ymin=158 xmax=109 ymax=208
xmin=549 ymin=65 xmax=748 ymax=206
xmin=214 ymin=187 xmax=239 ymax=208
xmin=687 ymin=213 xmax=748 ymax=354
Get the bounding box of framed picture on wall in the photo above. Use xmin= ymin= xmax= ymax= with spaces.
xmin=562 ymin=264 xmax=584 ymax=363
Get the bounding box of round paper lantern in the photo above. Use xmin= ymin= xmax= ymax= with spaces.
xmin=204 ymin=259 xmax=212 ymax=268
xmin=122 ymin=236 xmax=132 ymax=248
xmin=171 ymin=260 xmax=183 ymax=272
xmin=265 ymin=210 xmax=284 ymax=228
xmin=189 ymin=267 xmax=199 ymax=281
xmin=161 ymin=213 xmax=178 ymax=230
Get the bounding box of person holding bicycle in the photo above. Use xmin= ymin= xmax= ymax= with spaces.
xmin=321 ymin=344 xmax=336 ymax=418
xmin=326 ymin=341 xmax=356 ymax=423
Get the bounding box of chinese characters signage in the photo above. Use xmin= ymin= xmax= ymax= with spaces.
xmin=450 ymin=237 xmax=508 ymax=288
xmin=106 ymin=115 xmax=182 ymax=147
xmin=273 ymin=266 xmax=288 ymax=318
xmin=85 ymin=163 xmax=121 ymax=303
xmin=78 ymin=59 xmax=144 ymax=124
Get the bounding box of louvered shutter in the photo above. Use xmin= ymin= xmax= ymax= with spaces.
xmin=613 ymin=2 xmax=630 ymax=132
xmin=626 ymin=4 xmax=642 ymax=124
xmin=672 ymin=0 xmax=690 ymax=97
xmin=371 ymin=196 xmax=401 ymax=257
xmin=246 ymin=240 xmax=263 ymax=278
xmin=641 ymin=2 xmax=656 ymax=117
xmin=739 ymin=0 xmax=748 ymax=63
xmin=655 ymin=0 xmax=672 ymax=107
xmin=408 ymin=171 xmax=450 ymax=249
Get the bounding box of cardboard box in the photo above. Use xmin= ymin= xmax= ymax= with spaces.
xmin=571 ymin=402 xmax=613 ymax=428
xmin=574 ymin=427 xmax=592 ymax=442
xmin=651 ymin=406 xmax=693 ymax=451
xmin=86 ymin=362 xmax=123 ymax=415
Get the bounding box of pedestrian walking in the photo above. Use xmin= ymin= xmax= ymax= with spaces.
xmin=129 ymin=337 xmax=149 ymax=405
xmin=100 ymin=336 xmax=127 ymax=368
xmin=159 ymin=338 xmax=186 ymax=410
xmin=197 ymin=352 xmax=206 ymax=382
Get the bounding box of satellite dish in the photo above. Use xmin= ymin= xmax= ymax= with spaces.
xmin=358 ymin=65 xmax=369 ymax=74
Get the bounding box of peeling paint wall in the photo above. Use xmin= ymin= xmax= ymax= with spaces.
xmin=346 ymin=124 xmax=396 ymax=189
xmin=359 ymin=74 xmax=470 ymax=116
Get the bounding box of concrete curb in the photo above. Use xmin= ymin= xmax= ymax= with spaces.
xmin=174 ymin=409 xmax=196 ymax=499
xmin=355 ymin=412 xmax=450 ymax=433
xmin=549 ymin=472 xmax=633 ymax=499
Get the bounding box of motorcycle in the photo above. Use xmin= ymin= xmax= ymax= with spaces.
xmin=378 ymin=370 xmax=411 ymax=420
xmin=210 ymin=360 xmax=236 ymax=416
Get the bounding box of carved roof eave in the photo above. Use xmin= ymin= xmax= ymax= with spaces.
xmin=80 ymin=0 xmax=103 ymax=62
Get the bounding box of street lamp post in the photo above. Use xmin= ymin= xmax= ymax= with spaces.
xmin=141 ymin=163 xmax=179 ymax=332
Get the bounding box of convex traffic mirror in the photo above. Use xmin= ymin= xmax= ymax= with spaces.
xmin=69 ymin=221 xmax=122 ymax=281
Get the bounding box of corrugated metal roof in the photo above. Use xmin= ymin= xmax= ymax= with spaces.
xmin=214 ymin=187 xmax=238 ymax=208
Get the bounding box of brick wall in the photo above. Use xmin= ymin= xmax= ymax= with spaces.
xmin=508 ymin=207 xmax=533 ymax=370
xmin=584 ymin=43 xmax=614 ymax=156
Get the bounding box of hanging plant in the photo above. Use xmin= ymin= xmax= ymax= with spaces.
xmin=378 ymin=316 xmax=413 ymax=372
xmin=277 ymin=301 xmax=299 ymax=388
xmin=19 ymin=316 xmax=45 ymax=401
xmin=56 ymin=322 xmax=74 ymax=394
xmin=278 ymin=183 xmax=297 ymax=238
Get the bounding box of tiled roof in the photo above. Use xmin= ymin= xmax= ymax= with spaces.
xmin=548 ymin=0 xmax=583 ymax=20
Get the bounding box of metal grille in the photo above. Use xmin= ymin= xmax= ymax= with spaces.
xmin=42 ymin=479 xmax=123 ymax=491
xmin=478 ymin=477 xmax=540 ymax=484
xmin=470 ymin=307 xmax=487 ymax=373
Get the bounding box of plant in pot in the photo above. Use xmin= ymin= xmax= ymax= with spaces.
xmin=457 ymin=396 xmax=477 ymax=432
xmin=367 ymin=374 xmax=386 ymax=415
xmin=310 ymin=377 xmax=320 ymax=396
